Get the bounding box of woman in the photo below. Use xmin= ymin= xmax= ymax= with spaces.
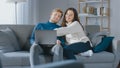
xmin=54 ymin=8 xmax=93 ymax=59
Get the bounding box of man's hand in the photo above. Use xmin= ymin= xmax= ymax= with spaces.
xmin=56 ymin=40 xmax=61 ymax=45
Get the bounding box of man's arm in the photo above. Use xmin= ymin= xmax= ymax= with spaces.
xmin=30 ymin=23 xmax=42 ymax=45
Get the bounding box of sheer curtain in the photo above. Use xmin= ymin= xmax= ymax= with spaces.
xmin=16 ymin=0 xmax=34 ymax=24
xmin=17 ymin=1 xmax=29 ymax=24
xmin=0 ymin=0 xmax=43 ymax=25
xmin=0 ymin=0 xmax=30 ymax=24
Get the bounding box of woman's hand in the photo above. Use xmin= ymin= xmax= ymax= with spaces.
xmin=56 ymin=40 xmax=61 ymax=45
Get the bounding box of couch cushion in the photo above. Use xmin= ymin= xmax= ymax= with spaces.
xmin=0 ymin=28 xmax=20 ymax=53
xmin=1 ymin=51 xmax=30 ymax=66
xmin=93 ymin=36 xmax=114 ymax=53
xmin=75 ymin=51 xmax=114 ymax=63
xmin=90 ymin=31 xmax=109 ymax=46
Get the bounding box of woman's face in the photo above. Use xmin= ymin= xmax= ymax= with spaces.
xmin=65 ymin=10 xmax=74 ymax=23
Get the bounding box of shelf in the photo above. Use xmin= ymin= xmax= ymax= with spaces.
xmin=103 ymin=27 xmax=109 ymax=29
xmin=87 ymin=15 xmax=108 ymax=18
xmin=78 ymin=0 xmax=110 ymax=33
xmin=79 ymin=1 xmax=107 ymax=4
xmin=78 ymin=13 xmax=108 ymax=18
xmin=78 ymin=13 xmax=89 ymax=17
xmin=80 ymin=1 xmax=102 ymax=3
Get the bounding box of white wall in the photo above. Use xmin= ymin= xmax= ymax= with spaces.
xmin=29 ymin=0 xmax=120 ymax=39
xmin=37 ymin=0 xmax=78 ymax=22
xmin=110 ymin=0 xmax=120 ymax=39
xmin=30 ymin=0 xmax=79 ymax=24
xmin=30 ymin=0 xmax=69 ymax=24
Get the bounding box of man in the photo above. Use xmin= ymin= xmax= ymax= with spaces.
xmin=29 ymin=8 xmax=65 ymax=68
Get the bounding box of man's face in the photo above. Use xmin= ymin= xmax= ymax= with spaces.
xmin=50 ymin=11 xmax=62 ymax=23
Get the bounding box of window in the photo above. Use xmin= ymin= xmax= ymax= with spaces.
xmin=0 ymin=0 xmax=15 ymax=24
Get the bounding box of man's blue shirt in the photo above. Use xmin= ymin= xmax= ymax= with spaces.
xmin=30 ymin=21 xmax=65 ymax=45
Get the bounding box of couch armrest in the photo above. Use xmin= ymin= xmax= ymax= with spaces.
xmin=112 ymin=39 xmax=120 ymax=68
xmin=0 ymin=51 xmax=4 ymax=58
xmin=0 ymin=52 xmax=3 ymax=68
xmin=0 ymin=58 xmax=2 ymax=68
xmin=30 ymin=43 xmax=45 ymax=68
xmin=112 ymin=39 xmax=118 ymax=53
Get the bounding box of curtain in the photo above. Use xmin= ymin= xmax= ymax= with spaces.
xmin=0 ymin=0 xmax=31 ymax=24
xmin=18 ymin=0 xmax=36 ymax=24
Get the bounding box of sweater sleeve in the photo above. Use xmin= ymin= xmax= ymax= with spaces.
xmin=30 ymin=23 xmax=41 ymax=45
xmin=54 ymin=21 xmax=83 ymax=36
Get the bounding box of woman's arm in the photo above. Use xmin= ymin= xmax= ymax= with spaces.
xmin=54 ymin=21 xmax=83 ymax=36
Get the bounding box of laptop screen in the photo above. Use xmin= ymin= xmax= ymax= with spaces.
xmin=35 ymin=30 xmax=57 ymax=45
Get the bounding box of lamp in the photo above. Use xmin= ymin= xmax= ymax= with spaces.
xmin=6 ymin=0 xmax=27 ymax=24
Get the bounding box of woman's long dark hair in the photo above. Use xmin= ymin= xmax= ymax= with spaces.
xmin=61 ymin=8 xmax=84 ymax=30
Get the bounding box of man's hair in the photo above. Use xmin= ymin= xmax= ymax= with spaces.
xmin=52 ymin=8 xmax=63 ymax=18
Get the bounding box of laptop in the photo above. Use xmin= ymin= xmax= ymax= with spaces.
xmin=35 ymin=30 xmax=57 ymax=46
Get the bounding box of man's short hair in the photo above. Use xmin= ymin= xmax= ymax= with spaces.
xmin=52 ymin=8 xmax=63 ymax=18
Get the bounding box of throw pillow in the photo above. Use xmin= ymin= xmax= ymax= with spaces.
xmin=90 ymin=31 xmax=109 ymax=47
xmin=0 ymin=28 xmax=20 ymax=53
xmin=93 ymin=36 xmax=114 ymax=53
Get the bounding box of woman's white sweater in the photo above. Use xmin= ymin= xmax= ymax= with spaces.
xmin=55 ymin=21 xmax=91 ymax=45
xmin=55 ymin=21 xmax=93 ymax=56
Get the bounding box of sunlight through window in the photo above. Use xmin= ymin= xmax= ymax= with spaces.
xmin=0 ymin=0 xmax=15 ymax=24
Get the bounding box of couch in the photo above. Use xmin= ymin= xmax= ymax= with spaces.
xmin=0 ymin=25 xmax=119 ymax=68
xmin=0 ymin=25 xmax=74 ymax=68
xmin=34 ymin=60 xmax=84 ymax=68
xmin=75 ymin=25 xmax=119 ymax=68
xmin=0 ymin=25 xmax=34 ymax=68
xmin=0 ymin=59 xmax=84 ymax=68
xmin=30 ymin=25 xmax=119 ymax=68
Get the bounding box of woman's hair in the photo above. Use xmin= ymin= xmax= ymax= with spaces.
xmin=61 ymin=8 xmax=84 ymax=30
xmin=52 ymin=8 xmax=63 ymax=18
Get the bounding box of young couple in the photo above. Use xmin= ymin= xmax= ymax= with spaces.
xmin=30 ymin=7 xmax=93 ymax=65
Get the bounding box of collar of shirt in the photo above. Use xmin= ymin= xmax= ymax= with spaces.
xmin=66 ymin=22 xmax=72 ymax=26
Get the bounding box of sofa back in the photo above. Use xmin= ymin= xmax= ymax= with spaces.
xmin=0 ymin=25 xmax=34 ymax=50
xmin=0 ymin=25 xmax=101 ymax=51
xmin=85 ymin=25 xmax=100 ymax=36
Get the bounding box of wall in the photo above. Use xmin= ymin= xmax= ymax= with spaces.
xmin=110 ymin=0 xmax=120 ymax=39
xmin=29 ymin=0 xmax=120 ymax=39
xmin=29 ymin=0 xmax=79 ymax=24
xmin=29 ymin=0 xmax=68 ymax=24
